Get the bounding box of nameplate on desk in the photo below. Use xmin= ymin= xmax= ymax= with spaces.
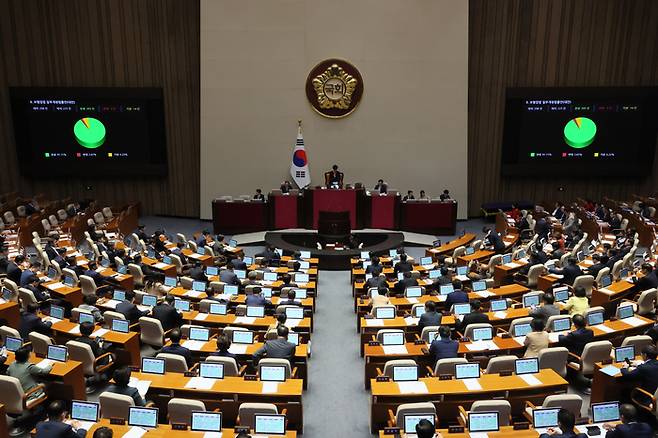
xmin=439 ymin=374 xmax=452 ymax=380
xmin=129 ymin=366 xmax=140 ymax=372
xmin=171 ymin=423 xmax=187 ymax=430
xmin=244 ymin=374 xmax=257 ymax=381
xmin=110 ymin=418 xmax=126 ymax=425
xmin=601 ymin=359 xmax=612 ymax=365
xmin=448 ymin=426 xmax=465 ymax=433
xmin=384 ymin=427 xmax=400 ymax=435
xmin=500 ymin=333 xmax=511 ymax=339
xmin=499 ymin=370 xmax=512 ymax=377
xmin=513 ymin=422 xmax=530 ymax=430
xmin=368 ymin=341 xmax=380 ymax=346
xmin=184 ymin=371 xmax=196 ymax=377
xmin=234 ymin=427 xmax=250 ymax=434
xmin=414 ymin=339 xmax=426 ymax=345
xmin=376 ymin=376 xmax=390 ymax=382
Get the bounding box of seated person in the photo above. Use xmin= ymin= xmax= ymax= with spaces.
xmin=77 ymin=321 xmax=108 ymax=358
xmin=620 ymin=345 xmax=658 ymax=396
xmin=563 ymin=286 xmax=589 ymax=316
xmin=83 ymin=261 xmax=111 ymax=287
xmin=365 ymin=256 xmax=383 ymax=276
xmin=429 ymin=325 xmax=458 ymax=363
xmin=529 ymin=292 xmax=560 ymax=321
xmin=159 ymin=328 xmax=192 ymax=368
xmin=371 ymin=286 xmax=390 ymax=307
xmin=23 ymin=274 xmax=50 ymax=305
xmin=415 ymin=418 xmax=440 ymax=438
xmin=253 ymin=189 xmax=265 ymax=201
xmin=195 ymin=230 xmax=211 ymax=248
xmin=444 ymin=280 xmax=468 ymax=308
xmin=402 ymin=190 xmax=415 ymax=202
xmin=36 ymin=400 xmax=87 ymax=438
xmin=365 ymin=273 xmax=387 ymax=289
xmin=602 ymin=403 xmax=653 ymax=438
xmin=188 ymin=262 xmax=209 ymax=283
xmin=374 ymin=179 xmax=388 ymax=194
xmin=539 ymin=408 xmax=586 ymax=438
xmin=245 ymin=287 xmax=270 ymax=307
xmin=93 ymin=427 xmax=113 ymax=438
xmin=633 ymin=263 xmax=658 ymax=291
xmin=458 ymin=299 xmax=489 ymax=332
xmin=439 ymin=189 xmax=451 ymax=201
xmin=19 ymin=303 xmax=52 ymax=340
xmin=79 ymin=294 xmax=103 ymax=322
xmin=394 ymin=271 xmax=418 ymax=293
xmin=280 ymin=273 xmax=298 ymax=288
xmin=549 ymin=257 xmax=584 ymax=285
xmin=280 ymin=289 xmax=301 ymax=306
xmin=106 ymin=367 xmax=146 ymax=406
xmin=209 ymin=334 xmax=237 ymax=360
xmin=524 ymin=318 xmax=549 ymax=358
xmin=482 ymin=226 xmax=505 ymax=253
xmin=252 ymin=325 xmax=296 ymax=364
xmin=432 ymin=267 xmax=452 ymax=290
xmin=219 ymin=265 xmax=240 ymax=286
xmin=19 ymin=262 xmax=41 ymax=287
xmin=558 ymin=314 xmax=593 ymax=357
xmin=255 ymin=245 xmax=281 ymax=263
xmin=115 ymin=290 xmax=149 ymax=324
xmin=151 ymin=295 xmax=183 ymax=331
xmin=418 ymin=301 xmax=442 ymax=330
xmin=231 ymin=257 xmax=248 ymax=271
xmin=204 ymin=288 xmax=226 ymax=303
xmin=7 ymin=346 xmax=52 ymax=399
xmin=393 ymin=254 xmax=413 ymax=275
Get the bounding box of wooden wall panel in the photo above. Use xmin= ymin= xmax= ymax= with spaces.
xmin=0 ymin=0 xmax=200 ymax=217
xmin=468 ymin=0 xmax=658 ymax=216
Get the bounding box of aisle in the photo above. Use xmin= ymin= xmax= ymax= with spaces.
xmin=303 ymin=270 xmax=372 ymax=436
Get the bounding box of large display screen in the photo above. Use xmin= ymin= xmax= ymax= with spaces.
xmin=501 ymin=87 xmax=658 ymax=176
xmin=10 ymin=87 xmax=167 ymax=177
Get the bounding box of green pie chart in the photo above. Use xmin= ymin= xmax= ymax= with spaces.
xmin=563 ymin=117 xmax=596 ymax=149
xmin=73 ymin=117 xmax=106 ymax=149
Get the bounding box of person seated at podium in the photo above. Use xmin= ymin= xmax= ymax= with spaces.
xmin=418 ymin=190 xmax=430 ymax=200
xmin=373 ymin=179 xmax=388 ymax=194
xmin=324 ymin=164 xmax=344 ymax=189
xmin=402 ymin=190 xmax=415 ymax=201
xmin=280 ymin=180 xmax=293 ymax=193
xmin=253 ymin=189 xmax=265 ymax=201
xmin=439 ymin=189 xmax=451 ymax=201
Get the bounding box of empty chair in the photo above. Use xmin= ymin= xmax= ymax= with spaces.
xmin=209 ymin=281 xmax=225 ymax=293
xmin=66 ymin=340 xmax=113 ymax=392
xmin=538 ymin=347 xmax=569 ymax=377
xmin=611 ymin=260 xmax=624 ymax=279
xmin=79 ymin=275 xmax=100 ymax=297
xmin=635 ymin=288 xmax=657 ymax=316
xmin=127 ymin=264 xmax=145 ymax=287
xmin=391 ymin=402 xmax=436 ymax=428
xmin=3 ymin=211 xmax=15 ymax=226
xmin=94 ymin=212 xmax=105 ymax=225
xmin=238 ymin=403 xmax=278 ymax=429
xmin=572 ymin=275 xmax=595 ymax=297
xmin=594 ymin=267 xmax=610 ymax=285
xmin=487 ymin=254 xmax=503 ymax=275
xmin=188 ymin=240 xmax=198 ymax=252
xmin=583 ymin=306 xmax=605 ymax=323
xmin=179 ymin=276 xmax=194 ymax=290
xmin=445 ymin=246 xmax=466 ymax=265
xmin=17 ymin=288 xmax=38 ymax=312
xmin=0 ymin=375 xmax=48 ymax=435
xmin=524 ymin=264 xmax=546 ymax=288
xmin=484 ymin=355 xmax=517 ymax=374
xmin=99 ymin=392 xmax=134 ymax=419
xmin=524 ymin=394 xmax=583 ymax=421
xmin=156 ymin=353 xmax=189 ymax=373
xmin=114 ymin=257 xmax=125 ymax=269
xmin=459 ymin=400 xmax=511 ymax=426
xmin=567 ymin=340 xmax=613 ymax=379
xmin=102 ymin=207 xmax=113 ymax=219
xmin=169 ymin=254 xmax=184 ymax=274
xmin=28 ymin=332 xmax=54 ymax=357
xmin=168 ymin=398 xmax=206 ymax=425
xmin=257 ymin=358 xmax=294 ymax=379
xmin=205 ymin=356 xmax=245 ymax=376
xmin=176 ymin=233 xmax=187 ymax=245
xmin=103 ymin=311 xmax=127 ymax=328
xmin=1 ymin=279 xmax=19 ymax=300
xmin=432 ymin=358 xmax=468 ymax=376
xmin=380 ymin=359 xmax=417 ymax=379
xmin=57 ymin=209 xmax=68 ymax=221
xmin=621 ymin=335 xmax=653 ymax=352
xmin=139 ymin=317 xmax=166 ymax=348
xmin=0 ymin=325 xmax=21 ymax=342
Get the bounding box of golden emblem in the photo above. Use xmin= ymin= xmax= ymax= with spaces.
xmin=312 ymin=64 xmax=358 ymax=110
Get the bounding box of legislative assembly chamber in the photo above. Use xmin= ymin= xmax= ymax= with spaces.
xmin=1 ymin=1 xmax=658 ymax=438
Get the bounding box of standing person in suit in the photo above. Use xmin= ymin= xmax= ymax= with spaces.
xmin=602 ymin=403 xmax=653 ymax=438
xmin=539 ymin=409 xmax=587 ymax=438
xmin=374 ymin=179 xmax=388 ymax=194
xmin=19 ymin=303 xmax=52 ymax=339
xmin=620 ymin=345 xmax=658 ymax=396
xmin=445 ymin=280 xmax=469 ymax=308
xmin=106 ymin=367 xmax=146 ymax=406
xmin=549 ymin=257 xmax=584 ymax=285
xmin=253 ymin=189 xmax=265 ymax=201
xmin=115 ymin=290 xmax=149 ymax=323
xmin=159 ymin=328 xmax=192 ymax=368
xmin=428 ymin=325 xmax=458 ymax=363
xmin=458 ymin=300 xmax=489 ymax=332
xmin=252 ymin=325 xmax=296 ymax=363
xmin=524 ymin=318 xmax=550 ymax=358
xmin=418 ymin=301 xmax=442 ymax=331
xmin=482 ymin=227 xmax=505 ymax=253
xmin=151 ymin=295 xmax=183 ymax=331
xmin=402 ymin=191 xmax=415 ymax=202
xmin=7 ymin=346 xmax=52 ymax=397
xmin=324 ymin=164 xmax=344 ymax=189
xmin=35 ymin=400 xmax=87 ymax=438
xmin=558 ymin=314 xmax=593 ymax=356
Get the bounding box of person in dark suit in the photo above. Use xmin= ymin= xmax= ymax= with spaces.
xmin=195 ymin=230 xmax=211 ymax=248
xmin=324 ymin=164 xmax=343 ymax=188
xmin=230 ymin=257 xmax=248 ymax=270
xmin=587 ymin=254 xmax=608 ymax=278
xmin=365 ymin=274 xmax=387 ymax=289
xmin=445 ymin=280 xmax=469 ymax=308
xmin=620 ymin=345 xmax=658 ymax=395
xmin=77 ymin=321 xmax=110 ymax=365
xmin=115 ymin=290 xmax=149 ymax=324
xmin=256 ymin=245 xmax=280 ymax=263
xmin=374 ymin=179 xmax=388 ymax=194
xmin=19 ymin=262 xmax=40 ymax=287
xmin=219 ymin=266 xmax=240 ymax=286
xmin=44 ymin=239 xmax=64 ymax=264
xmin=549 ymin=257 xmax=584 ymax=285
xmin=279 ymin=181 xmax=293 ymax=194
xmin=35 ymin=400 xmax=87 ymax=438
xmin=246 ymin=288 xmax=270 ymax=307
xmin=414 ymin=419 xmax=436 ymax=438
xmin=431 ymin=267 xmax=452 ymax=291
xmin=83 ymin=261 xmax=110 ymax=287
xmin=19 ymin=303 xmax=52 ymax=340
xmin=394 ymin=271 xmax=418 ymax=293
xmin=535 ymin=217 xmax=550 ymax=239
xmin=418 ymin=301 xmax=442 ymax=331
xmin=633 ymin=263 xmax=658 ymax=291
xmin=209 ymin=335 xmax=237 ymax=360
xmin=187 ymin=262 xmax=208 ymax=283
xmin=439 ymin=189 xmax=451 ymax=201
xmin=106 ymin=367 xmax=146 ymax=406
xmin=539 ymin=408 xmax=587 ymax=438
xmin=279 ymin=289 xmax=301 ymax=307
xmin=151 ymin=295 xmax=183 ymax=331
xmin=558 ymin=314 xmax=593 ymax=357
xmin=365 ymin=256 xmax=383 ymax=276
xmin=428 ymin=325 xmax=458 ymax=363
xmin=24 ymin=275 xmax=50 ymax=304
xmin=92 ymin=427 xmax=113 ymax=438
xmin=402 ymin=191 xmax=415 ymax=202
xmin=458 ymin=300 xmax=489 ymax=332
xmin=603 ymin=403 xmax=653 ymax=438
xmin=482 ymin=227 xmax=506 ymax=253
xmin=253 ymin=189 xmax=265 ymax=201
xmin=159 ymin=328 xmax=192 ymax=368
xmin=607 ymin=249 xmax=623 ymax=269
xmin=393 ymin=254 xmax=413 ymax=275
xmin=64 ymin=256 xmax=85 ymax=278
xmin=529 ymin=292 xmax=560 ymax=321
xmin=549 ymin=241 xmax=566 ymax=261
xmin=252 ymin=325 xmax=296 ymax=364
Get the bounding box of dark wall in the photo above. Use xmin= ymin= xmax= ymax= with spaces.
xmin=0 ymin=0 xmax=200 ymax=216
xmin=468 ymin=0 xmax=658 ymax=215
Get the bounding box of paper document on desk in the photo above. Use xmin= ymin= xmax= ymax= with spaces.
xmin=129 ymin=378 xmax=151 ymax=398
xmin=548 ymin=332 xmax=562 ymax=343
xmin=182 ymin=340 xmax=206 ymax=350
xmin=48 ymin=282 xmax=66 ymax=290
xmin=404 ymin=316 xmax=418 ymax=326
xmin=597 ymin=288 xmax=615 ymax=295
xmin=69 ymin=326 xmax=81 ymax=335
xmin=422 ymin=264 xmax=435 ymax=270
xmin=121 ymin=426 xmax=147 ymax=438
xmin=154 ymin=262 xmax=170 ymax=269
xmin=203 ymin=433 xmax=222 ymax=438
xmin=228 ymin=344 xmax=248 ymax=355
xmin=136 ymin=305 xmax=150 ymax=312
xmin=365 ymin=319 xmax=384 ymax=327
xmin=73 ymin=420 xmax=95 ymax=431
xmin=548 ymin=274 xmax=564 ymax=279
xmin=504 ymin=262 xmax=521 ymax=268
xmin=591 ymin=324 xmax=614 ymax=333
xmin=185 ymin=290 xmax=204 ymax=298
xmin=396 ymin=381 xmax=428 ymax=394
xmin=582 ymin=259 xmax=595 ymax=266
xmin=92 ymin=328 xmax=109 ymax=338
xmin=599 ymin=365 xmax=622 ymax=377
xmin=622 ymin=316 xmax=646 ymax=327
xmin=35 ymin=359 xmax=54 ymax=370
xmin=104 ymin=299 xmax=120 ymax=309
xmin=455 ymin=275 xmax=470 ymax=282
xmin=382 ymin=345 xmax=408 ymax=355
xmin=185 ymin=377 xmax=215 ymax=390
xmin=513 ymin=336 xmax=526 ymax=345
xmin=462 ymin=378 xmax=482 ymax=391
xmin=234 ymin=317 xmax=256 ymax=324
xmin=492 ymin=311 xmax=507 ymax=319
xmin=476 ymin=290 xmax=495 ymax=298
xmin=406 ymin=298 xmax=419 ymax=304
xmin=42 ymin=316 xmax=62 ymax=324
xmin=286 ymin=318 xmax=301 ymax=328
xmin=466 ymin=341 xmax=497 ymax=351
xmin=469 ymin=433 xmax=489 ymax=438
xmin=261 ymin=382 xmax=279 ymax=394
xmin=194 ymin=313 xmax=208 ymax=321
xmin=519 ymin=374 xmax=542 ymax=386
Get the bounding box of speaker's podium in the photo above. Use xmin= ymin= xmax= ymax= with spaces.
xmin=307 ymin=188 xmax=361 ymax=229
xmin=318 ymin=211 xmax=351 ymax=242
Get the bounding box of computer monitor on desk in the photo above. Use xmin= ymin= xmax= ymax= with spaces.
xmin=142 ymin=357 xmax=165 ymax=375
xmin=260 ymin=365 xmax=286 ymax=382
xmin=71 ymin=400 xmax=100 ymax=422
xmin=191 ymin=411 xmax=222 ymax=432
xmin=592 ymin=402 xmax=620 ymax=423
xmin=5 ymin=336 xmax=22 ymax=352
xmin=393 ymin=366 xmax=418 ymax=382
xmin=468 ymin=412 xmax=499 ymax=432
xmin=404 ymin=414 xmax=435 ymax=435
xmin=47 ymin=345 xmax=68 ymax=362
xmin=515 ymin=357 xmax=539 ymax=375
xmin=455 ymin=363 xmax=480 ymax=379
xmin=78 ymin=312 xmax=95 ymax=325
xmin=128 ymin=407 xmax=159 ymax=428
xmin=532 ymin=408 xmax=559 ymax=429
xmin=112 ymin=319 xmax=130 ymax=333
xmin=199 ymin=362 xmax=224 ymax=379
xmin=254 ymin=414 xmax=286 ymax=435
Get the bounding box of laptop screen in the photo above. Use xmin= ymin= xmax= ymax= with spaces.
xmin=50 ymin=305 xmax=64 ymax=320
xmin=472 ymin=327 xmax=493 ymax=341
xmin=299 ymin=251 xmax=311 ymax=259
xmin=164 ymin=277 xmax=177 ymax=287
xmin=397 ymin=273 xmax=404 ymax=281
xmin=128 ymin=407 xmax=159 ymax=428
xmin=404 ymin=414 xmax=434 ymax=434
xmin=516 ymin=249 xmax=527 ymax=259
xmin=456 ymin=266 xmax=468 ymax=276
xmin=515 ymin=358 xmax=539 ymax=375
xmin=47 ymin=266 xmax=58 ymax=279
xmin=141 ymin=295 xmax=157 ymax=307
xmin=274 ymin=248 xmax=283 ymax=256
xmin=553 ymin=287 xmax=569 ymax=302
xmin=264 ymin=272 xmax=278 ymax=281
xmin=454 ymin=303 xmax=471 ymax=315
xmin=472 ymin=281 xmax=486 ymax=292
xmin=465 ymin=247 xmax=475 ymax=255
xmin=413 ymin=306 xmax=425 ymax=318
xmin=199 ymin=362 xmax=224 ymax=379
xmin=614 ymin=346 xmax=635 ymax=363
xmin=389 ymin=249 xmax=398 ymax=257
xmin=363 ymin=262 xmax=371 ymax=270
xmin=295 ymin=273 xmax=309 ymax=283
xmin=293 ymin=288 xmax=307 ymax=299
xmin=118 ymin=266 xmax=128 ymax=274
xmin=490 ymin=299 xmax=507 ymax=312
xmin=592 ymin=402 xmax=620 ymax=423
xmin=618 ymin=305 xmax=634 ymax=319
xmin=232 ymin=331 xmax=254 ymax=344
xmin=433 ymin=239 xmax=442 ymax=247
xmin=192 ymin=281 xmax=206 ymax=292
xmin=246 ymin=306 xmax=265 ymax=318
xmin=47 ymin=345 xmax=67 ymax=362
xmin=502 ymin=254 xmax=513 ymax=264
xmin=361 ymin=251 xmax=370 ymax=260
xmin=209 ymin=303 xmax=227 ymax=315
xmin=375 ymin=307 xmax=395 ymax=319
xmin=142 ymin=357 xmax=165 ymax=375
xmin=382 ymin=332 xmax=405 ymax=346
xmin=235 ymin=270 xmax=246 ymax=280
xmin=260 ymin=365 xmax=286 ymax=382
xmin=1 ymin=287 xmax=12 ymax=301
xmin=405 ymin=286 xmax=422 ymax=298
xmin=552 ymin=317 xmax=571 ymax=332
xmin=254 ymin=414 xmax=286 ymax=435
xmin=174 ymin=299 xmax=190 ymax=312
xmin=224 ymin=285 xmax=238 ymax=295
xmin=148 ymin=249 xmax=157 ymax=258
xmin=439 ymin=284 xmax=454 ymax=295
xmin=522 ymin=294 xmax=540 ymax=308
xmin=455 ymin=363 xmax=480 ymax=379
xmin=285 ymin=307 xmax=304 ymax=319
xmin=587 ymin=311 xmax=605 ymax=326
xmin=513 ymin=323 xmax=532 ymax=337
xmin=206 ymin=266 xmax=218 ymax=276
xmin=468 ymin=412 xmax=499 ymax=432
xmin=229 ymin=239 xmax=238 ymax=248
xmin=288 ymin=332 xmax=300 ymax=346
xmin=261 ymin=288 xmax=272 ymax=298
xmin=112 ymin=319 xmax=130 ymax=333
xmin=64 ymin=276 xmax=75 ymax=287
xmin=533 ymin=408 xmax=559 ymax=428
xmin=162 ymin=256 xmax=172 ymax=265
xmin=191 ymin=411 xmax=222 ymax=432
xmin=420 ymin=256 xmax=432 ymax=265
xmin=599 ymin=275 xmax=612 ymax=287
xmin=429 ymin=270 xmax=440 ymax=279
xmin=113 ymin=290 xmax=126 ymax=301
xmin=244 ymin=256 xmax=253 ymax=265
xmin=196 ymin=247 xmax=205 ymax=255
xmin=5 ymin=336 xmax=22 ymax=352
xmin=299 ymin=261 xmax=310 ymax=270
xmin=190 ymin=327 xmax=210 ymax=341
xmin=577 ymin=251 xmax=584 ymax=261
xmin=71 ymin=401 xmax=99 ymax=422
xmin=78 ymin=312 xmax=95 ymax=325
xmin=393 ymin=366 xmax=418 ymax=382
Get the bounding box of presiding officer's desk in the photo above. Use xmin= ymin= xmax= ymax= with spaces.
xmin=369 ymin=369 xmax=568 ymax=433
xmin=87 ymin=419 xmax=297 ymax=438
xmin=127 ymin=371 xmax=304 ymax=432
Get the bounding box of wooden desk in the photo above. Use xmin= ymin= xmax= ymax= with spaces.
xmin=98 ymin=268 xmax=134 ymax=291
xmin=0 ymin=301 xmax=20 ymax=328
xmin=493 ymin=260 xmax=529 ymax=286
xmin=142 ymin=257 xmax=177 ymax=277
xmin=168 ymin=287 xmax=315 ymax=311
xmin=42 ymin=282 xmax=83 ymax=307
xmin=425 ymin=233 xmax=476 ymax=259
xmin=369 ymin=369 xmax=568 ymax=432
xmin=380 ymin=426 xmax=549 ymax=437
xmin=88 ymin=419 xmax=297 ymax=438
xmin=181 ymin=249 xmax=214 ymax=267
xmin=182 ymin=311 xmax=312 ymax=333
xmin=590 ymin=277 xmax=636 ymax=308
xmin=456 ymin=250 xmax=495 ymax=266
